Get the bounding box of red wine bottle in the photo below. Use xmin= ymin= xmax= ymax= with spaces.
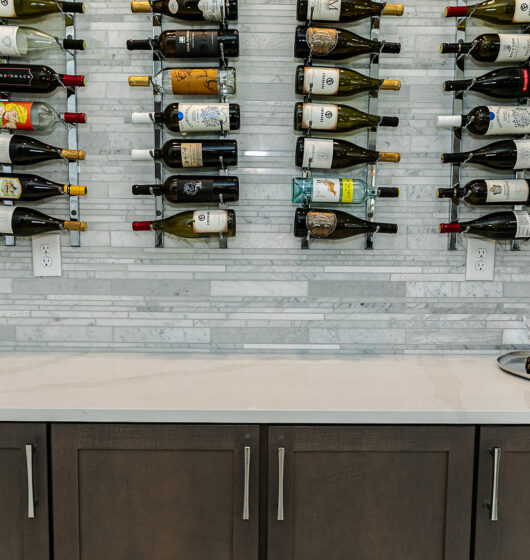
xmin=438 ymin=179 xmax=530 ymax=205
xmin=437 ymin=105 xmax=530 ymax=136
xmin=444 ymin=1 xmax=530 ymax=25
xmin=0 ymin=173 xmax=86 ymax=201
xmin=0 ymin=135 xmax=85 ymax=165
xmin=439 ymin=210 xmax=530 ymax=240
xmin=0 ymin=64 xmax=85 ymax=94
xmin=441 ymin=33 xmax=530 ymax=63
xmin=442 ymin=139 xmax=530 ymax=170
xmin=0 ymin=206 xmax=86 ymax=236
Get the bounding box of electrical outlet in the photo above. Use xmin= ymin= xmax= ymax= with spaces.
xmin=32 ymin=234 xmax=61 ymax=277
xmin=466 ymin=237 xmax=495 ymax=281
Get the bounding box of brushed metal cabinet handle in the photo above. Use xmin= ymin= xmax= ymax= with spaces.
xmin=243 ymin=446 xmax=250 ymax=520
xmin=25 ymin=444 xmax=35 ymax=519
xmin=490 ymin=447 xmax=501 ymax=521
xmin=278 ymin=447 xmax=285 ymax=521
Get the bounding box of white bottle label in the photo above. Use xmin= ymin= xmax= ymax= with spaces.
xmin=168 ymin=0 xmax=179 ymax=14
xmin=496 ymin=34 xmax=530 ymax=62
xmin=513 ymin=0 xmax=530 ymax=22
xmin=487 ymin=106 xmax=530 ymax=135
xmin=312 ymin=178 xmax=340 ymax=202
xmin=192 ymin=209 xmax=228 ymax=233
xmin=0 ymin=0 xmax=16 ymax=17
xmin=0 ymin=205 xmax=14 ymax=234
xmin=198 ymin=0 xmax=223 ymax=21
xmin=514 ymin=210 xmax=530 ymax=238
xmin=302 ymin=138 xmax=334 ymax=168
xmin=178 ymin=103 xmax=229 ymax=132
xmin=307 ymin=0 xmax=341 ymax=21
xmin=485 ymin=179 xmax=529 ymax=203
xmin=0 ymin=26 xmax=21 ymax=56
xmin=302 ymin=103 xmax=338 ymax=130
xmin=0 ymin=135 xmax=12 ymax=163
xmin=303 ymin=67 xmax=340 ymax=95
xmin=0 ymin=177 xmax=21 ymax=199
xmin=514 ymin=139 xmax=530 ymax=169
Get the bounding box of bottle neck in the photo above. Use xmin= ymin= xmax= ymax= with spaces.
xmin=127 ymin=39 xmax=157 ymax=51
xmin=61 ymin=74 xmax=86 ymax=87
xmin=445 ymin=6 xmax=471 ymax=17
xmin=132 ymin=221 xmax=153 ymax=231
xmin=437 ymin=187 xmax=465 ymax=199
xmin=132 ymin=184 xmax=163 ymax=196
xmin=439 ymin=223 xmax=462 ymax=233
xmin=443 ymin=79 xmax=471 ymax=92
xmin=374 ymin=222 xmax=398 ymax=234
xmin=441 ymin=151 xmax=469 ymax=164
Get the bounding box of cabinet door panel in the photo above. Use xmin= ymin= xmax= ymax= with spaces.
xmin=268 ymin=426 xmax=474 ymax=560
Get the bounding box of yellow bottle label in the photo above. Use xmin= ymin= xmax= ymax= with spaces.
xmin=341 ymin=179 xmax=354 ymax=203
xmin=181 ymin=143 xmax=203 ymax=167
xmin=0 ymin=177 xmax=21 ymax=199
xmin=171 ymin=69 xmax=219 ymax=95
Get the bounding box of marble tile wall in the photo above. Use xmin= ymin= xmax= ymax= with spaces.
xmin=0 ymin=0 xmax=529 ymax=353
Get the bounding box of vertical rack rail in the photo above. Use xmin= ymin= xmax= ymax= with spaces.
xmin=152 ymin=12 xmax=164 ymax=248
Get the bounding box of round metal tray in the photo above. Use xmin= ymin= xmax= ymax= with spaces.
xmin=497 ymin=351 xmax=530 ymax=381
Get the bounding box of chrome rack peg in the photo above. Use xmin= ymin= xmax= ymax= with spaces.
xmin=304 ymin=119 xmax=312 ymax=138
xmin=304 ymin=82 xmax=313 ymax=104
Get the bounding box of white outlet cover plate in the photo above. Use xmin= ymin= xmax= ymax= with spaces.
xmin=32 ymin=233 xmax=62 ymax=277
xmin=466 ymin=236 xmax=495 ymax=281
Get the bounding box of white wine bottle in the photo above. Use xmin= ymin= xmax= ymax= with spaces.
xmin=131 ymin=0 xmax=238 ymax=21
xmin=441 ymin=34 xmax=530 ymax=64
xmin=297 ymin=0 xmax=403 ymax=22
xmin=0 ymin=135 xmax=85 ymax=165
xmin=0 ymin=101 xmax=86 ymax=132
xmin=292 ymin=177 xmax=399 ymax=204
xmin=0 ymin=206 xmax=86 ymax=236
xmin=0 ymin=173 xmax=86 ymax=201
xmin=445 ymin=1 xmax=530 ymax=24
xmin=0 ymin=0 xmax=84 ymax=18
xmin=0 ymin=26 xmax=85 ymax=57
xmin=437 ymin=106 xmax=530 ymax=137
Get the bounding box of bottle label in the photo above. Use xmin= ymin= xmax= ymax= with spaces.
xmin=175 ymin=178 xmax=214 ymax=202
xmin=0 ymin=205 xmax=14 ymax=233
xmin=0 ymin=26 xmax=22 ymax=56
xmin=513 ymin=0 xmax=530 ymax=22
xmin=306 ymin=27 xmax=338 ymax=56
xmin=170 ymin=30 xmax=218 ymax=58
xmin=171 ymin=69 xmax=219 ymax=95
xmin=485 ymin=179 xmax=529 ymax=203
xmin=306 ymin=210 xmax=337 ymax=238
xmin=0 ymin=67 xmax=34 ymax=88
xmin=0 ymin=135 xmax=12 ymax=163
xmin=302 ymin=103 xmax=338 ymax=130
xmin=168 ymin=0 xmax=179 ymax=14
xmin=198 ymin=0 xmax=224 ymax=21
xmin=487 ymin=106 xmax=530 ymax=135
xmin=496 ymin=34 xmax=530 ymax=62
xmin=302 ymin=138 xmax=334 ymax=168
xmin=514 ymin=139 xmax=530 ymax=169
xmin=0 ymin=0 xmax=16 ymax=17
xmin=310 ymin=178 xmax=354 ymax=203
xmin=0 ymin=101 xmax=33 ymax=131
xmin=178 ymin=103 xmax=229 ymax=132
xmin=181 ymin=143 xmax=203 ymax=167
xmin=514 ymin=210 xmax=530 ymax=238
xmin=192 ymin=209 xmax=228 ymax=233
xmin=0 ymin=177 xmax=21 ymax=199
xmin=303 ymin=67 xmax=340 ymax=95
xmin=307 ymin=0 xmax=341 ymax=21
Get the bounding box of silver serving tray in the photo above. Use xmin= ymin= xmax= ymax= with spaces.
xmin=497 ymin=351 xmax=530 ymax=380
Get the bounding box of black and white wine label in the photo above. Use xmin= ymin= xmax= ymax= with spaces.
xmin=170 ymin=30 xmax=218 ymax=58
xmin=302 ymin=138 xmax=334 ymax=168
xmin=487 ymin=106 xmax=530 ymax=135
xmin=302 ymin=103 xmax=338 ymax=130
xmin=514 ymin=210 xmax=530 ymax=238
xmin=178 ymin=103 xmax=229 ymax=132
xmin=306 ymin=210 xmax=337 ymax=238
xmin=0 ymin=135 xmax=12 ymax=163
xmin=303 ymin=67 xmax=340 ymax=95
xmin=0 ymin=0 xmax=16 ymax=18
xmin=306 ymin=27 xmax=338 ymax=55
xmin=0 ymin=205 xmax=14 ymax=234
xmin=496 ymin=34 xmax=530 ymax=62
xmin=176 ymin=179 xmax=214 ymax=202
xmin=513 ymin=0 xmax=530 ymax=22
xmin=0 ymin=177 xmax=21 ymax=199
xmin=485 ymin=179 xmax=529 ymax=203
xmin=307 ymin=0 xmax=341 ymax=21
xmin=198 ymin=0 xmax=223 ymax=21
xmin=193 ymin=209 xmax=228 ymax=233
xmin=514 ymin=139 xmax=530 ymax=169
xmin=0 ymin=26 xmax=23 ymax=56
xmin=181 ymin=143 xmax=204 ymax=167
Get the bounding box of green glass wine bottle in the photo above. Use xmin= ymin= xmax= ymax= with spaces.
xmin=0 ymin=0 xmax=84 ymax=18
xmin=445 ymin=1 xmax=530 ymax=25
xmin=439 ymin=210 xmax=530 ymax=240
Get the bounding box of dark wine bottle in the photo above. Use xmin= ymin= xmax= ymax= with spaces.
xmin=127 ymin=29 xmax=239 ymax=59
xmin=131 ymin=139 xmax=237 ymax=169
xmin=132 ymin=103 xmax=240 ymax=132
xmin=444 ymin=1 xmax=530 ymax=25
xmin=438 ymin=179 xmax=530 ymax=205
xmin=441 ymin=33 xmax=530 ymax=63
xmin=295 ymin=137 xmax=400 ymax=169
xmin=294 ymin=207 xmax=398 ymax=239
xmin=0 ymin=0 xmax=84 ymax=18
xmin=0 ymin=135 xmax=85 ymax=165
xmin=437 ymin=105 xmax=530 ymax=136
xmin=0 ymin=173 xmax=86 ymax=201
xmin=0 ymin=64 xmax=85 ymax=94
xmin=0 ymin=206 xmax=86 ymax=236
xmin=132 ymin=175 xmax=239 ymax=203
xmin=297 ymin=0 xmax=403 ymax=22
xmin=439 ymin=210 xmax=530 ymax=240
xmin=441 ymin=139 xmax=530 ymax=170
xmin=294 ymin=25 xmax=401 ymax=60
xmin=443 ymin=65 xmax=530 ymax=99
xmin=130 ymin=0 xmax=238 ymax=21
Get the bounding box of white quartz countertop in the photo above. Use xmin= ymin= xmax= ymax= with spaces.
xmin=0 ymin=353 xmax=529 ymax=424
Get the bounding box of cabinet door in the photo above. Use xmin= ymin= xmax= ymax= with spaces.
xmin=52 ymin=424 xmax=259 ymax=560
xmin=0 ymin=423 xmax=49 ymax=560
xmin=474 ymin=427 xmax=530 ymax=559
xmin=268 ymin=426 xmax=474 ymax=560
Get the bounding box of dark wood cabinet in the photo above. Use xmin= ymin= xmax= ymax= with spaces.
xmin=0 ymin=423 xmax=49 ymax=560
xmin=474 ymin=427 xmax=530 ymax=560
xmin=267 ymin=426 xmax=475 ymax=560
xmin=51 ymin=424 xmax=259 ymax=560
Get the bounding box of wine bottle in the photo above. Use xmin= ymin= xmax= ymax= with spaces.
xmin=0 ymin=26 xmax=85 ymax=57
xmin=294 ymin=207 xmax=398 ymax=239
xmin=437 ymin=179 xmax=530 ymax=205
xmin=439 ymin=210 xmax=530 ymax=240
xmin=441 ymin=34 xmax=530 ymax=64
xmin=297 ymin=0 xmax=403 ymax=22
xmin=132 ymin=103 xmax=240 ymax=132
xmin=444 ymin=1 xmax=530 ymax=25
xmin=443 ymin=66 xmax=530 ymax=99
xmin=292 ymin=176 xmax=399 ymax=204
xmin=294 ymin=102 xmax=399 ymax=133
xmin=294 ymin=26 xmax=401 ymax=60
xmin=0 ymin=0 xmax=84 ymax=18
xmin=296 ymin=137 xmax=400 ymax=169
xmin=127 ymin=29 xmax=239 ymax=59
xmin=131 ymin=139 xmax=237 ymax=169
xmin=0 ymin=206 xmax=86 ymax=236
xmin=0 ymin=173 xmax=86 ymax=201
xmin=295 ymin=65 xmax=400 ymax=96
xmin=130 ymin=0 xmax=238 ymax=21
xmin=132 ymin=175 xmax=239 ymax=203
xmin=442 ymin=139 xmax=530 ymax=171
xmin=0 ymin=101 xmax=86 ymax=132
xmin=132 ymin=209 xmax=236 ymax=239
xmin=0 ymin=64 xmax=85 ymax=94
xmin=0 ymin=135 xmax=85 ymax=165
xmin=129 ymin=67 xmax=235 ymax=96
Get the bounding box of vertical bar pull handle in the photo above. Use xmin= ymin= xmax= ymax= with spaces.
xmin=490 ymin=447 xmax=501 ymax=521
xmin=242 ymin=446 xmax=250 ymax=520
xmin=25 ymin=444 xmax=35 ymax=519
xmin=277 ymin=447 xmax=285 ymax=521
